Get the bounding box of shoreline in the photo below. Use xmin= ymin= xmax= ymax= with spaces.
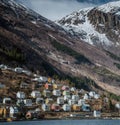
xmin=0 ymin=116 xmax=120 ymax=122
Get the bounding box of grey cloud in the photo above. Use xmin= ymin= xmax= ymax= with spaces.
xmin=18 ymin=0 xmax=95 ymax=20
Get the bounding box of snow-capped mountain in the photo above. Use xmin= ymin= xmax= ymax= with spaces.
xmin=57 ymin=1 xmax=120 ymax=48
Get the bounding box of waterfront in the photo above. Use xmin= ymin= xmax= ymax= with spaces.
xmin=1 ymin=120 xmax=120 ymax=125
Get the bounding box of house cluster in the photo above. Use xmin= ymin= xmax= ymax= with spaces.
xmin=1 ymin=64 xmax=118 ymax=119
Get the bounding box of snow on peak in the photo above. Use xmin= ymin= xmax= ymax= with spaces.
xmin=97 ymin=1 xmax=120 ymax=14
xmin=57 ymin=7 xmax=112 ymax=46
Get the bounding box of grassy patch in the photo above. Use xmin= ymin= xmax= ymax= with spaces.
xmin=0 ymin=45 xmax=25 ymax=62
xmin=109 ymin=93 xmax=120 ymax=101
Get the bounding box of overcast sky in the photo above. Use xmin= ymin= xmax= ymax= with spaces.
xmin=19 ymin=0 xmax=95 ymax=21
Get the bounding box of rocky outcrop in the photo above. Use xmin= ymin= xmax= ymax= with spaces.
xmin=88 ymin=6 xmax=120 ymax=44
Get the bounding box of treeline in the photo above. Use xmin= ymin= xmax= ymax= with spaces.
xmin=0 ymin=45 xmax=25 ymax=62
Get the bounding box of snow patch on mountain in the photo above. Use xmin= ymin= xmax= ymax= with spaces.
xmin=97 ymin=1 xmax=120 ymax=14
xmin=57 ymin=7 xmax=112 ymax=46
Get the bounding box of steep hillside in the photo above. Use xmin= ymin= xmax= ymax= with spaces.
xmin=0 ymin=0 xmax=120 ymax=95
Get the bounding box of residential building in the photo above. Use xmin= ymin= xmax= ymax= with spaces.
xmin=31 ymin=91 xmax=41 ymax=98
xmin=53 ymin=89 xmax=61 ymax=97
xmin=24 ymin=99 xmax=32 ymax=107
xmin=72 ymin=95 xmax=79 ymax=102
xmin=42 ymin=104 xmax=50 ymax=111
xmin=62 ymin=85 xmax=69 ymax=91
xmin=3 ymin=98 xmax=11 ymax=104
xmin=72 ymin=104 xmax=80 ymax=111
xmin=45 ymin=98 xmax=54 ymax=104
xmin=83 ymin=93 xmax=89 ymax=100
xmin=16 ymin=92 xmax=25 ymax=99
xmin=64 ymin=95 xmax=71 ymax=101
xmin=9 ymin=106 xmax=19 ymax=118
xmin=14 ymin=67 xmax=23 ymax=73
xmin=36 ymin=98 xmax=44 ymax=105
xmin=57 ymin=97 xmax=64 ymax=105
xmin=44 ymin=83 xmax=52 ymax=90
xmin=68 ymin=99 xmax=76 ymax=105
xmin=43 ymin=90 xmax=51 ymax=98
xmin=82 ymin=104 xmax=90 ymax=112
xmin=20 ymin=82 xmax=29 ymax=89
xmin=51 ymin=104 xmax=60 ymax=112
xmin=63 ymin=90 xmax=70 ymax=96
xmin=93 ymin=110 xmax=101 ymax=117
xmin=62 ymin=104 xmax=71 ymax=111
xmin=78 ymin=99 xmax=85 ymax=106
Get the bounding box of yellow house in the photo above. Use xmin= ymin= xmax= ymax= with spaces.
xmin=72 ymin=104 xmax=80 ymax=111
xmin=45 ymin=98 xmax=54 ymax=104
xmin=0 ymin=107 xmax=7 ymax=118
xmin=53 ymin=83 xmax=62 ymax=90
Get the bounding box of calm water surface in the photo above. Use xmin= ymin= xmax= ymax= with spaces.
xmin=1 ymin=120 xmax=120 ymax=125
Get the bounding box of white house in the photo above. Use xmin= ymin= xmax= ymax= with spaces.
xmin=68 ymin=99 xmax=76 ymax=105
xmin=78 ymin=99 xmax=85 ymax=106
xmin=32 ymin=78 xmax=42 ymax=82
xmin=22 ymin=70 xmax=32 ymax=76
xmin=51 ymin=79 xmax=55 ymax=84
xmin=89 ymin=91 xmax=100 ymax=99
xmin=0 ymin=64 xmax=7 ymax=70
xmin=53 ymin=90 xmax=61 ymax=97
xmin=89 ymin=91 xmax=96 ymax=98
xmin=16 ymin=91 xmax=25 ymax=99
xmin=24 ymin=99 xmax=32 ymax=107
xmin=94 ymin=94 xmax=100 ymax=99
xmin=36 ymin=98 xmax=44 ymax=104
xmin=31 ymin=91 xmax=41 ymax=98
xmin=62 ymin=104 xmax=71 ymax=111
xmin=93 ymin=110 xmax=101 ymax=117
xmin=39 ymin=76 xmax=48 ymax=82
xmin=70 ymin=87 xmax=76 ymax=92
xmin=64 ymin=95 xmax=71 ymax=101
xmin=57 ymin=97 xmax=64 ymax=105
xmin=83 ymin=93 xmax=89 ymax=100
xmin=3 ymin=98 xmax=11 ymax=104
xmin=14 ymin=67 xmax=23 ymax=73
xmin=42 ymin=104 xmax=50 ymax=111
xmin=72 ymin=95 xmax=79 ymax=102
xmin=9 ymin=106 xmax=19 ymax=118
xmin=115 ymin=103 xmax=120 ymax=109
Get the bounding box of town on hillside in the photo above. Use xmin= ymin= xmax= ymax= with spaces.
xmin=0 ymin=64 xmax=120 ymax=121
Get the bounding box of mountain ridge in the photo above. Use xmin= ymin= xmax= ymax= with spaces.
xmin=57 ymin=1 xmax=120 ymax=52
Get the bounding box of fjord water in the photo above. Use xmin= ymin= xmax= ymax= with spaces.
xmin=1 ymin=120 xmax=120 ymax=125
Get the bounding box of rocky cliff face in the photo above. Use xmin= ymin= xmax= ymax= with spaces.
xmin=57 ymin=1 xmax=120 ymax=53
xmin=88 ymin=1 xmax=120 ymax=46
